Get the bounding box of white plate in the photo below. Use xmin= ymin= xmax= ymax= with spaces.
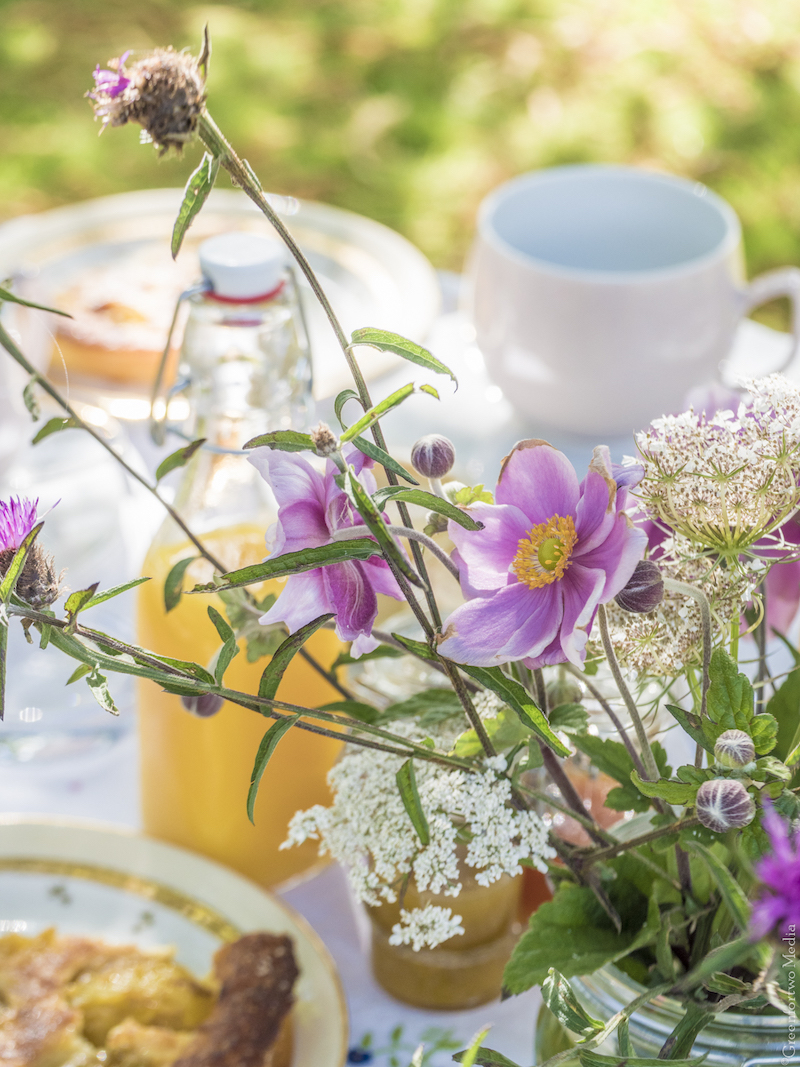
xmin=0 ymin=187 xmax=441 ymax=405
xmin=0 ymin=816 xmax=348 ymax=1067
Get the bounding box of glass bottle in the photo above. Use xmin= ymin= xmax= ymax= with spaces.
xmin=137 ymin=232 xmax=343 ymax=889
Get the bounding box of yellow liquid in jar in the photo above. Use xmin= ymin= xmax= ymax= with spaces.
xmin=137 ymin=523 xmax=343 ymax=888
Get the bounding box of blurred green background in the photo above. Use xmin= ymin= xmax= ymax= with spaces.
xmin=3 ymin=0 xmax=800 ymax=310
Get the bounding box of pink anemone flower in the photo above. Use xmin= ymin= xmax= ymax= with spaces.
xmin=248 ymin=445 xmax=402 ymax=657
xmin=437 ymin=441 xmax=647 ymax=669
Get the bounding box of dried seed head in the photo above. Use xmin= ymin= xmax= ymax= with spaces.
xmin=696 ymin=778 xmax=755 ymax=833
xmin=88 ymin=48 xmax=206 ymax=154
xmin=714 ymin=729 xmax=756 ymax=770
xmin=0 ymin=544 xmax=61 ymax=608
xmin=411 ymin=435 xmax=456 ymax=479
xmin=310 ymin=423 xmax=340 ymax=457
xmin=615 ymin=559 xmax=664 ymax=614
xmin=181 ymin=692 xmax=224 ymax=717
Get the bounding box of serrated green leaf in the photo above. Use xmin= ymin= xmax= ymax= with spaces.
xmin=164 ymin=556 xmax=197 ymax=613
xmin=22 ymin=378 xmax=39 ymax=420
xmin=548 ymin=703 xmax=589 ymax=733
xmin=630 ymin=770 xmax=696 ymax=805
xmin=247 ymin=715 xmax=299 ymax=823
xmin=0 ymin=285 xmax=72 ymax=317
xmin=396 ymin=759 xmax=430 ymax=844
xmin=345 ymin=470 xmax=424 ymax=588
xmin=81 ymin=576 xmax=151 ymax=610
xmin=155 ymin=438 xmax=206 ymax=482
xmin=258 ymin=613 xmax=334 ymax=701
xmin=704 ymin=647 xmax=777 ymax=755
xmin=210 ymin=538 xmax=384 ymax=591
xmin=351 ymin=326 xmax=457 ymax=386
xmin=371 ymin=487 xmax=484 ymax=531
xmin=32 ymin=416 xmax=79 ymax=445
xmin=0 ymin=521 xmax=43 ymax=603
xmin=541 ymin=970 xmax=603 ymax=1038
xmin=340 ymin=383 xmax=416 ymax=443
xmin=172 ymin=152 xmax=220 ymax=258
xmin=86 ymin=667 xmax=118 ymax=715
xmin=66 ymin=663 xmax=93 ymax=685
xmin=243 ymin=429 xmax=315 ymax=452
xmin=207 ymin=605 xmax=239 ymax=684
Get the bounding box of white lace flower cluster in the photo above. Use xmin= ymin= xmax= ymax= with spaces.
xmin=635 ymin=375 xmax=800 ymax=555
xmin=472 ymin=690 xmax=504 ymax=720
xmin=388 ymin=905 xmax=465 ymax=951
xmin=282 ymin=722 xmax=554 ymax=948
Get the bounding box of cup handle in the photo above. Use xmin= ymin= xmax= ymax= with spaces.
xmin=740 ymin=266 xmax=800 ymax=373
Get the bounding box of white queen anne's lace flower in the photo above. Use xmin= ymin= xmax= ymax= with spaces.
xmin=282 ymin=721 xmax=555 ymax=948
xmin=389 ymin=905 xmax=465 ymax=951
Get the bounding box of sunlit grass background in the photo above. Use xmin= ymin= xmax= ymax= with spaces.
xmin=3 ymin=0 xmax=800 ymax=315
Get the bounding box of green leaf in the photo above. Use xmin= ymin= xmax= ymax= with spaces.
xmin=579 ymin=1054 xmax=703 ymax=1067
xmin=572 ymin=735 xmax=670 ymax=812
xmin=372 ymin=487 xmax=484 ymax=531
xmin=454 ymin=705 xmax=532 ymax=756
xmin=243 ymin=429 xmax=315 ymax=452
xmin=541 ymin=970 xmax=603 ymax=1038
xmin=681 ymin=839 xmax=751 ymax=931
xmin=0 ymin=521 xmax=43 ymax=603
xmin=630 ymin=770 xmax=696 ymax=806
xmin=675 ymin=935 xmax=759 ymax=993
xmin=665 ymin=704 xmax=712 ymax=753
xmin=86 ymin=667 xmax=119 ymax=715
xmin=0 ymin=285 xmax=72 ymax=317
xmin=258 ymin=613 xmax=334 ymax=701
xmin=453 ymin=484 xmax=494 ymax=506
xmin=331 ymin=644 xmax=405 ymax=671
xmin=217 ymin=588 xmax=284 ymax=663
xmin=456 ymin=664 xmax=570 ymax=757
xmin=65 ymin=584 xmax=99 ymax=618
xmin=80 ymin=576 xmax=151 ymax=610
xmin=705 ymin=646 xmax=777 ymax=755
xmin=66 ymin=663 xmax=93 ymax=685
xmin=246 ymin=715 xmax=299 ymax=823
xmin=207 ymin=605 xmax=240 ymax=684
xmin=452 ymin=1047 xmax=521 ymax=1067
xmin=22 ymin=378 xmax=39 ymax=420
xmin=32 ymin=416 xmax=79 ymax=445
xmin=658 ymin=1001 xmax=714 ymax=1060
xmin=171 ymin=152 xmax=220 ymax=258
xmin=155 ymin=438 xmax=206 ymax=482
xmin=164 ymin=556 xmax=197 ymax=613
xmin=767 ymin=665 xmax=800 ymax=762
xmin=339 ymin=383 xmax=416 ymax=442
xmin=351 ymin=327 xmax=457 ymax=386
xmin=317 ymin=699 xmax=381 ymax=724
xmin=548 ymin=703 xmax=589 ymax=733
xmin=350 ymin=435 xmax=419 ymax=484
xmin=381 ymin=688 xmax=463 ymax=729
xmin=344 ymin=470 xmax=424 ymax=588
xmin=396 ymin=759 xmax=430 ymax=845
xmin=210 ymin=538 xmax=384 ymax=591
xmin=457 ymin=1028 xmax=493 ymax=1067
xmin=334 ymin=388 xmax=361 ymax=428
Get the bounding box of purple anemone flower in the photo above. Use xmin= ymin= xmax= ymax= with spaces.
xmin=751 ymin=802 xmax=800 ymax=941
xmin=438 ymin=442 xmax=647 ymax=668
xmin=248 ymin=445 xmax=402 ymax=657
xmin=0 ymin=496 xmax=38 ymax=552
xmin=90 ymin=51 xmax=131 ymax=100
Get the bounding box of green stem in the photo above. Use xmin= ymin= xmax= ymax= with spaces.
xmin=564 ymin=662 xmax=646 ymax=778
xmin=583 ymin=817 xmax=701 ymax=866
xmin=730 ymin=614 xmax=740 ymax=663
xmin=442 ymin=659 xmax=496 ymax=758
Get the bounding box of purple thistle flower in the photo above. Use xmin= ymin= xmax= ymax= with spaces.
xmin=751 ymin=802 xmax=800 ymax=941
xmin=248 ymin=445 xmax=402 ymax=657
xmin=437 ymin=442 xmax=647 ymax=668
xmin=89 ymin=51 xmax=131 ymax=101
xmin=0 ymin=496 xmax=38 ymax=552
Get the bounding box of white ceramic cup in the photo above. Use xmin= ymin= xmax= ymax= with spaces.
xmin=467 ymin=164 xmax=800 ymax=435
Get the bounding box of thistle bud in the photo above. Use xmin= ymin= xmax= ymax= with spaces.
xmin=614 ymin=560 xmax=664 ymax=614
xmin=181 ymin=693 xmax=224 ymax=718
xmin=310 ymin=422 xmax=340 ymax=457
xmin=0 ymin=545 xmax=61 ymax=609
xmin=714 ymin=729 xmax=756 ymax=770
xmin=695 ymin=778 xmax=755 ymax=833
xmin=411 ymin=435 xmax=456 ymax=479
xmin=546 ymin=675 xmax=583 ymax=708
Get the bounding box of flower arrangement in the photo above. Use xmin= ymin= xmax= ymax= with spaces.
xmin=1 ymin=33 xmax=799 ymax=1065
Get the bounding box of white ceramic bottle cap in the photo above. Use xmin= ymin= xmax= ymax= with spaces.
xmin=199 ymin=232 xmax=287 ymax=299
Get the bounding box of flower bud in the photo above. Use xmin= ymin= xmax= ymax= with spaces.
xmin=181 ymin=693 xmax=224 ymax=718
xmin=0 ymin=544 xmax=61 ymax=608
xmin=411 ymin=435 xmax=456 ymax=479
xmin=546 ymin=676 xmax=583 ymax=708
xmin=714 ymin=729 xmax=756 ymax=770
xmin=696 ymin=778 xmax=755 ymax=833
xmin=310 ymin=422 xmax=340 ymax=457
xmin=614 ymin=560 xmax=664 ymax=614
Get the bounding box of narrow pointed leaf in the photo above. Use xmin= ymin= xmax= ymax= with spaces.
xmin=82 ymin=576 xmax=151 ymax=610
xmin=396 ymin=759 xmax=430 ymax=845
xmin=542 ymin=969 xmax=603 ymax=1038
xmin=452 ymin=1048 xmax=520 ymax=1067
xmin=579 ymin=1054 xmax=703 ymax=1067
xmin=164 ymin=556 xmax=197 ymax=612
xmin=372 ymin=487 xmax=484 ymax=531
xmin=65 ymin=584 xmax=100 ymax=627
xmin=334 ymin=388 xmax=361 ymax=428
xmin=66 ymin=663 xmax=93 ymax=685
xmin=22 ymin=378 xmax=40 ymax=420
xmin=351 ymin=327 xmax=457 ymax=386
xmin=258 ymin=613 xmax=334 ymax=701
xmin=345 ymin=471 xmax=424 ymax=588
xmin=657 ymin=1001 xmax=713 ymax=1060
xmin=0 ymin=285 xmax=72 ymax=317
xmin=247 ymin=715 xmax=299 ymax=823
xmin=458 ymin=1028 xmax=492 ymax=1067
xmin=339 ymin=383 xmax=415 ymax=443
xmin=244 ymin=429 xmax=315 ymax=452
xmin=0 ymin=521 xmax=43 ymax=603
xmin=86 ymin=667 xmax=119 ymax=715
xmin=351 ymin=436 xmax=419 ymax=484
xmin=172 ymin=152 xmax=221 ymax=258
xmin=207 ymin=605 xmax=239 ymax=684
xmin=681 ymin=839 xmax=752 ymax=932
xmin=32 ymin=416 xmax=80 ymax=445
xmin=155 ymin=438 xmax=206 ymax=482
xmin=209 ymin=538 xmax=383 ymax=591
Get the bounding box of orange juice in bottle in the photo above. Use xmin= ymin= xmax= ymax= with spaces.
xmin=138 ymin=232 xmax=343 ymax=888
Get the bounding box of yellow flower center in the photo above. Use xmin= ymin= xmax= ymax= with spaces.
xmin=511 ymin=515 xmax=577 ymax=589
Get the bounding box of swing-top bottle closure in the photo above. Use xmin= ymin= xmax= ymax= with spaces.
xmin=198 ymin=231 xmax=287 ymax=303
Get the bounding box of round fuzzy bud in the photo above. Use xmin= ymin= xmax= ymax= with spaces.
xmin=546 ymin=676 xmax=583 ymax=708
xmin=411 ymin=435 xmax=456 ymax=479
xmin=310 ymin=422 xmax=340 ymax=457
xmin=615 ymin=560 xmax=664 ymax=614
xmin=714 ymin=729 xmax=756 ymax=770
xmin=695 ymin=778 xmax=755 ymax=833
xmin=181 ymin=693 xmax=224 ymax=718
